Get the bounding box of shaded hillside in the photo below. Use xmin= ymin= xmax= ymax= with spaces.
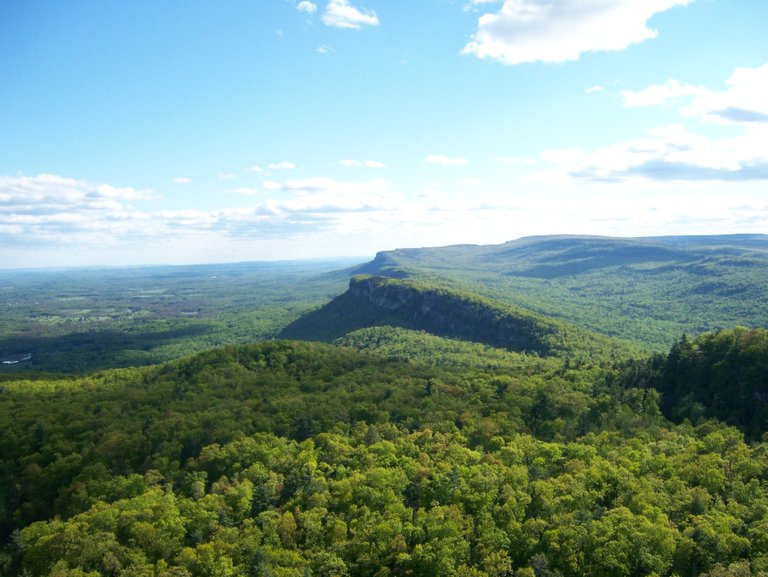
xmin=350 ymin=235 xmax=768 ymax=349
xmin=281 ymin=275 xmax=639 ymax=361
xmin=618 ymin=327 xmax=768 ymax=440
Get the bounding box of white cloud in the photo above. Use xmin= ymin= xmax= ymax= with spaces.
xmin=536 ymin=123 xmax=768 ymax=183
xmin=316 ymin=44 xmax=335 ymax=54
xmin=297 ymin=1 xmax=317 ymax=13
xmin=261 ymin=176 xmax=390 ymax=196
xmin=535 ymin=62 xmax=768 ymax=184
xmin=585 ymin=84 xmax=605 ymax=94
xmin=0 ymin=174 xmax=157 ymax=248
xmin=425 ymin=155 xmax=469 ymax=166
xmin=463 ymin=0 xmax=692 ymax=65
xmin=218 ymin=173 xmax=236 ymax=180
xmin=461 ymin=178 xmax=484 ymax=187
xmin=268 ymin=161 xmax=296 ymax=170
xmin=622 ymin=79 xmax=707 ymax=108
xmin=173 ymin=177 xmax=193 ymax=184
xmin=245 ymin=165 xmax=264 ymax=173
xmin=340 ymin=159 xmax=387 ymax=168
xmin=322 ymin=0 xmax=379 ymax=29
xmin=0 ymin=173 xmax=400 ymax=257
xmin=623 ymin=62 xmax=768 ymax=125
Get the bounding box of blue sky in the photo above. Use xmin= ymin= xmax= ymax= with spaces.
xmin=1 ymin=0 xmax=767 ymax=267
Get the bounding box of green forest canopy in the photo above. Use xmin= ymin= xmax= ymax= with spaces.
xmin=2 ymin=330 xmax=768 ymax=576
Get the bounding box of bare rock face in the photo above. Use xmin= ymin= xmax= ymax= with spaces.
xmin=349 ymin=276 xmax=414 ymax=310
xmin=348 ymin=276 xmax=550 ymax=354
xmin=283 ymin=274 xmax=624 ymax=359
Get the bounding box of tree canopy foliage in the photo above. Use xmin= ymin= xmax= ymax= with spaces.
xmin=618 ymin=327 xmax=768 ymax=440
xmin=3 ymin=236 xmax=768 ymax=576
xmin=2 ymin=336 xmax=768 ymax=576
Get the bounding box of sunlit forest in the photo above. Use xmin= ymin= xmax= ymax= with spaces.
xmin=2 ymin=236 xmax=768 ymax=576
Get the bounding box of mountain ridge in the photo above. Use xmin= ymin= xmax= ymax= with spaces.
xmin=343 ymin=234 xmax=768 ymax=349
xmin=281 ymin=275 xmax=639 ymax=361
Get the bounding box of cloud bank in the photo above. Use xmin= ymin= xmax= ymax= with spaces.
xmin=0 ymin=174 xmax=398 ymax=252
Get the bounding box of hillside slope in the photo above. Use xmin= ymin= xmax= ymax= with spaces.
xmin=349 ymin=234 xmax=768 ymax=349
xmin=618 ymin=326 xmax=768 ymax=440
xmin=281 ymin=275 xmax=639 ymax=361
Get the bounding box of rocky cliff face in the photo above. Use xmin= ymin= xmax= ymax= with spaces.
xmin=348 ymin=276 xmax=551 ymax=354
xmin=349 ymin=276 xmax=416 ymax=309
xmin=282 ymin=275 xmax=628 ymax=359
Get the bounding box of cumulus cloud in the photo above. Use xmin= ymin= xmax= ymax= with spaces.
xmin=0 ymin=174 xmax=157 ymax=247
xmin=297 ymin=1 xmax=317 ymax=13
xmin=218 ymin=173 xmax=236 ymax=180
xmin=535 ymin=61 xmax=768 ymax=184
xmin=463 ymin=0 xmax=692 ymax=65
xmin=425 ymin=155 xmax=469 ymax=166
xmin=245 ymin=165 xmax=264 ymax=173
xmin=173 ymin=177 xmax=193 ymax=184
xmin=623 ymin=62 xmax=768 ymax=126
xmin=0 ymin=174 xmax=154 ymax=209
xmin=585 ymin=85 xmax=605 ymax=94
xmin=536 ymin=123 xmax=768 ymax=183
xmin=340 ymin=159 xmax=387 ymax=168
xmin=322 ymin=0 xmax=379 ymax=29
xmin=622 ymin=79 xmax=707 ymax=108
xmin=0 ymin=173 xmax=401 ymax=256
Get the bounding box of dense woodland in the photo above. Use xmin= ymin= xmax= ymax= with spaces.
xmin=2 ymin=236 xmax=768 ymax=576
xmin=1 ymin=330 xmax=768 ymax=576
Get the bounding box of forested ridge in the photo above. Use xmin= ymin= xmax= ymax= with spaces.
xmin=2 ymin=331 xmax=768 ymax=576
xmin=354 ymin=235 xmax=768 ymax=350
xmin=281 ymin=276 xmax=639 ymax=362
